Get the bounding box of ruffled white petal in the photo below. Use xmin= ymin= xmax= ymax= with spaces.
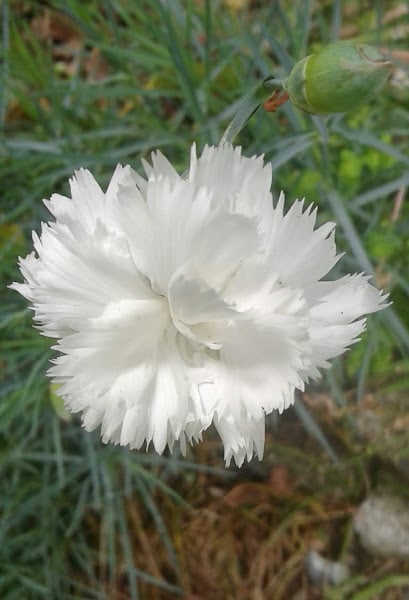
xmin=192 ymin=210 xmax=260 ymax=290
xmin=12 ymin=222 xmax=154 ymax=337
xmin=304 ymin=273 xmax=388 ymax=377
xmin=214 ymin=411 xmax=265 ymax=467
xmin=267 ymin=195 xmax=340 ymax=287
xmin=217 ymin=313 xmax=308 ymax=418
xmin=43 ymin=169 xmax=106 ymax=232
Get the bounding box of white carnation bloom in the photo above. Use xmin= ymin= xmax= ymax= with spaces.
xmin=12 ymin=144 xmax=387 ymax=466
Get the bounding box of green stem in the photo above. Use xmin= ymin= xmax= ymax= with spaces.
xmin=219 ymin=76 xmax=283 ymax=145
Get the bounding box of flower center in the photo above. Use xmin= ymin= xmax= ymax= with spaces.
xmin=167 ymin=267 xmax=236 ymax=351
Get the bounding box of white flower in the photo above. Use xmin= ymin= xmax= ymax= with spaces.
xmin=11 ymin=144 xmax=388 ymax=466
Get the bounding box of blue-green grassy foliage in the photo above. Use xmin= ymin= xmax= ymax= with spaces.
xmin=1 ymin=1 xmax=408 ymax=597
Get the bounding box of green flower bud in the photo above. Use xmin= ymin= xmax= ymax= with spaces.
xmin=283 ymin=41 xmax=392 ymax=115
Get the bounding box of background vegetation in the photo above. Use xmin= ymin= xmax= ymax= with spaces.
xmin=1 ymin=1 xmax=409 ymax=598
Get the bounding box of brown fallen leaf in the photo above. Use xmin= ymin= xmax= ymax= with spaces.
xmin=31 ymin=9 xmax=81 ymax=44
xmin=268 ymin=465 xmax=295 ymax=499
xmin=223 ymin=482 xmax=272 ymax=508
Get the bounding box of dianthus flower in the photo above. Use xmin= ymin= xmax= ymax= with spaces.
xmin=12 ymin=144 xmax=387 ymax=466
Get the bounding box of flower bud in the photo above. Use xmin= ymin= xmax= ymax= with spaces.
xmin=283 ymin=41 xmax=392 ymax=115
